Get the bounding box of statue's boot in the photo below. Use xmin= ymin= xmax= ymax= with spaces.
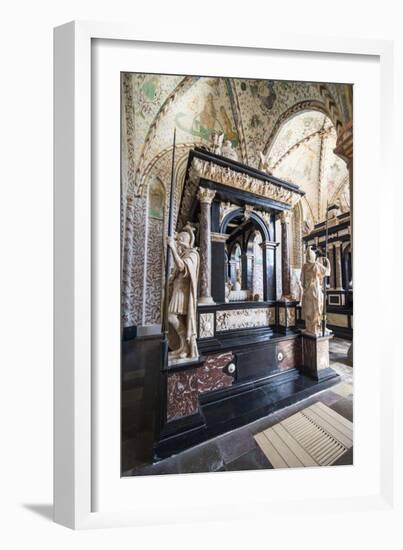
xmin=170 ymin=328 xmax=187 ymax=359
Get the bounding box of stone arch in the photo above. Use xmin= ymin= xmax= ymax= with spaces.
xmin=262 ymin=99 xmax=343 ymax=159
xmin=135 ymin=76 xmax=200 ymax=186
xmin=220 ymin=208 xmax=271 ymax=242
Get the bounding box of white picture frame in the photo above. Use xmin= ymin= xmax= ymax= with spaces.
xmin=54 ymin=21 xmax=397 ymax=530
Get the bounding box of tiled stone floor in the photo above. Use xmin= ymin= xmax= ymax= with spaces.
xmin=125 ymin=338 xmax=353 ymax=476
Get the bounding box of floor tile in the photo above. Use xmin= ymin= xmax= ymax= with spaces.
xmin=217 ymin=428 xmax=257 ymax=464
xmin=224 ymin=447 xmax=272 ymax=471
xmin=317 ymin=390 xmax=343 ymax=406
xmin=332 ymin=447 xmax=353 ymax=466
xmin=177 ymin=441 xmax=224 ymax=473
xmin=332 ymin=382 xmax=353 ymax=399
xmin=328 ymin=397 xmax=353 ymax=422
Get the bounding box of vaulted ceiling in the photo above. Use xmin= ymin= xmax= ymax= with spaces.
xmin=121 ymin=74 xmax=352 ymax=224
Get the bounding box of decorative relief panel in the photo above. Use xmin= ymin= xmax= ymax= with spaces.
xmin=121 ymin=195 xmax=147 ymax=327
xmin=199 ymin=313 xmax=215 ymax=338
xmin=279 ymin=307 xmax=296 ymax=327
xmin=144 ymin=217 xmax=164 ymax=324
xmin=216 ymin=307 xmax=275 ymax=332
xmin=191 ymin=158 xmax=296 ymax=205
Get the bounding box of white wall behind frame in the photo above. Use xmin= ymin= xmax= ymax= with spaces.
xmin=1 ymin=0 xmax=401 ymax=545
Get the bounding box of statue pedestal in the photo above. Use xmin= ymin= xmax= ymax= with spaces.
xmin=301 ymin=331 xmax=334 ymax=381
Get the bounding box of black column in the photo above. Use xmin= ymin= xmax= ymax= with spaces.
xmin=241 ymin=252 xmax=249 ymax=290
xmin=211 ymin=237 xmax=227 ymax=303
xmin=261 ymin=241 xmax=278 ymax=301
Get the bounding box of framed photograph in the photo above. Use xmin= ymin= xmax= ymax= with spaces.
xmin=54 ymin=21 xmax=395 ymax=529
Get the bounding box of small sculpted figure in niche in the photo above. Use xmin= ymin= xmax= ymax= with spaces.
xmin=167 ymin=224 xmax=199 ymax=360
xmin=225 ymin=278 xmax=232 ymax=303
xmin=300 ymin=246 xmax=331 ymax=336
xmin=234 ymin=268 xmax=242 ymax=291
xmin=221 ymin=140 xmax=239 ymax=162
xmin=210 ymin=130 xmax=224 ymax=155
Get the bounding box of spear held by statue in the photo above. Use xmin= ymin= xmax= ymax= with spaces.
xmin=322 ymin=200 xmax=330 ymax=337
xmin=161 ymin=128 xmax=176 ymax=366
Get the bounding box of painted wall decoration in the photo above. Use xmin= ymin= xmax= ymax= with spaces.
xmin=174 ymin=79 xmax=239 ymax=145
xmin=148 ymin=177 xmax=165 ymax=220
xmin=121 ymin=73 xmax=352 ymax=327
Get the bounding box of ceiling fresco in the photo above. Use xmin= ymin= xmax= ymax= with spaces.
xmin=121 ymin=73 xmax=352 ymax=224
xmin=268 ymin=111 xmax=349 ymax=224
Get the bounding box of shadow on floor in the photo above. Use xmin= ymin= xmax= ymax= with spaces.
xmin=23 ymin=504 xmax=53 ymax=522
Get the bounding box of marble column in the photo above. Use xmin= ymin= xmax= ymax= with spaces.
xmin=211 ymin=232 xmax=229 ymax=303
xmin=334 ymin=121 xmax=353 ymax=364
xmin=334 ymin=242 xmax=343 ymax=290
xmin=328 ymin=243 xmax=335 ymax=289
xmin=229 ymin=260 xmax=237 ymax=284
xmin=260 ymin=240 xmax=278 ymax=302
xmin=241 ymin=252 xmax=254 ymax=291
xmin=280 ymin=211 xmax=292 ymax=300
xmin=197 ymin=187 xmax=216 ymax=305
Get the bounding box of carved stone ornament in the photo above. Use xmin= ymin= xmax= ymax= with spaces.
xmin=216 ymin=307 xmax=275 ymax=332
xmin=243 ymin=204 xmax=254 ymax=220
xmin=219 ymin=201 xmax=238 ymax=224
xmin=279 ymin=307 xmax=296 ymax=327
xmin=199 ymin=313 xmax=215 ymax=338
xmin=191 ymin=158 xmax=296 ymax=204
xmin=280 ymin=210 xmax=292 ymax=224
xmin=221 ymin=140 xmax=239 ymax=162
xmin=197 ymin=187 xmax=216 ymax=204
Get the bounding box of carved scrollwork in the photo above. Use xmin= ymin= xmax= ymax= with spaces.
xmin=190 ymin=158 xmax=296 ymax=206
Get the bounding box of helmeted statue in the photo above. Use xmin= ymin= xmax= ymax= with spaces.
xmin=167 ymin=224 xmax=199 ymax=360
xmin=300 ymin=246 xmax=331 ymax=336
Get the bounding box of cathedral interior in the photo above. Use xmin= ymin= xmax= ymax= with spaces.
xmin=121 ymin=74 xmax=353 ymax=475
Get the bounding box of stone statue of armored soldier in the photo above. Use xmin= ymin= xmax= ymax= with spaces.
xmin=167 ymin=224 xmax=200 ymax=361
xmin=300 ymin=246 xmax=331 ymax=336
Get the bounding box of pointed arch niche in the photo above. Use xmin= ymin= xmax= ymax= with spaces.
xmin=264 ymin=109 xmax=349 ymax=274
xmin=144 ymin=177 xmax=166 ymax=324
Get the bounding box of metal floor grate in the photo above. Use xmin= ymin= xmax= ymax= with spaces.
xmin=254 ymin=402 xmax=353 ymax=468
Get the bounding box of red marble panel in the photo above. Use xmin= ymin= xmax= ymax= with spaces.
xmin=166 ymin=369 xmax=199 ymax=421
xmin=197 ymin=352 xmax=234 ymax=395
xmin=277 ymin=338 xmax=302 ymax=371
xmin=166 ymin=352 xmax=234 ymax=421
